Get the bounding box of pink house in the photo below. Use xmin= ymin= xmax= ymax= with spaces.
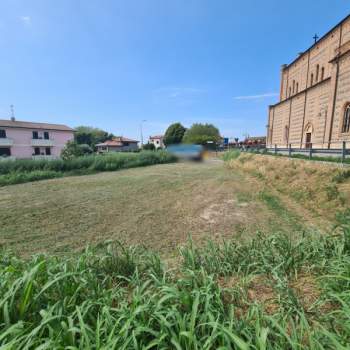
xmin=0 ymin=118 xmax=74 ymax=160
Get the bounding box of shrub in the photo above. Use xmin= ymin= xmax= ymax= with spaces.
xmin=0 ymin=151 xmax=177 ymax=186
xmin=61 ymin=141 xmax=93 ymax=160
xmin=142 ymin=143 xmax=156 ymax=151
xmin=0 ymin=170 xmax=63 ymax=186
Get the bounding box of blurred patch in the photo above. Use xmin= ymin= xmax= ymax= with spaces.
xmin=166 ymin=144 xmax=204 ymax=161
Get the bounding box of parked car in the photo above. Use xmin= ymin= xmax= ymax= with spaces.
xmin=166 ymin=144 xmax=204 ymax=161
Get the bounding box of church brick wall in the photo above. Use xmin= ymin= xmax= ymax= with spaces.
xmin=267 ymin=14 xmax=350 ymax=149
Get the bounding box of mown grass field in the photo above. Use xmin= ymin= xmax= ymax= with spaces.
xmin=1 ymin=155 xmax=350 ymax=348
xmin=0 ymin=159 xmax=319 ymax=256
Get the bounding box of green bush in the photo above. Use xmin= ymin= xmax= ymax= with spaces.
xmin=0 ymin=151 xmax=177 ymax=186
xmin=142 ymin=142 xmax=156 ymax=151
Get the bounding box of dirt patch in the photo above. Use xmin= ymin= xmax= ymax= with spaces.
xmin=247 ymin=275 xmax=279 ymax=314
xmin=199 ymin=199 xmax=247 ymax=224
xmin=218 ymin=274 xmax=279 ymax=316
xmin=289 ymin=274 xmax=334 ymax=314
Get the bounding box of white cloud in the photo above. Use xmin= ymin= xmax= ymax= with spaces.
xmin=233 ymin=92 xmax=278 ymax=100
xmin=19 ymin=16 xmax=31 ymax=25
xmin=152 ymin=87 xmax=206 ymax=106
xmin=154 ymin=87 xmax=206 ymax=99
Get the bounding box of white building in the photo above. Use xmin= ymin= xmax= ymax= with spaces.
xmin=149 ymin=135 xmax=164 ymax=149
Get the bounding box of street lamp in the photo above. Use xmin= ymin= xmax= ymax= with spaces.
xmin=140 ymin=120 xmax=147 ymax=146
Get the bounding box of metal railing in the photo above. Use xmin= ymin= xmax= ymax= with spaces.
xmin=257 ymin=141 xmax=350 ymax=162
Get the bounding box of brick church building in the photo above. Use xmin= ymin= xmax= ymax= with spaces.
xmin=267 ymin=14 xmax=350 ymax=149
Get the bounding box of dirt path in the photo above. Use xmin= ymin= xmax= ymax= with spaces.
xmin=0 ymin=160 xmax=318 ymax=256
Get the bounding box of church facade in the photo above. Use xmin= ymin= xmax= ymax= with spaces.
xmin=267 ymin=14 xmax=350 ymax=149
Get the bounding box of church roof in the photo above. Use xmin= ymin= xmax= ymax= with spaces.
xmin=285 ymin=13 xmax=350 ymax=69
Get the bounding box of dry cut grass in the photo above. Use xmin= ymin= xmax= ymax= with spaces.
xmin=0 ymin=160 xmax=296 ymax=256
xmin=226 ymin=153 xmax=350 ymax=224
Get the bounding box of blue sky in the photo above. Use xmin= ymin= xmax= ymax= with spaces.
xmin=0 ymin=1 xmax=349 ymax=140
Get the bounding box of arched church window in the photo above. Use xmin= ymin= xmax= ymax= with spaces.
xmin=342 ymin=103 xmax=350 ymax=133
xmin=292 ymin=80 xmax=295 ymax=94
xmin=315 ymin=65 xmax=320 ymax=82
xmin=289 ymin=87 xmax=291 ymax=97
xmin=310 ymin=73 xmax=314 ymax=86
xmin=296 ymin=82 xmax=299 ymax=93
xmin=321 ymin=67 xmax=325 ymax=81
xmin=284 ymin=125 xmax=289 ymax=143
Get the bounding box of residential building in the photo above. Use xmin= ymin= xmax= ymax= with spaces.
xmin=96 ymin=137 xmax=139 ymax=153
xmin=149 ymin=135 xmax=164 ymax=149
xmin=267 ymin=14 xmax=350 ymax=149
xmin=0 ymin=118 xmax=74 ymax=159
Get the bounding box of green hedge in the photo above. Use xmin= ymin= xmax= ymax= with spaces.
xmin=0 ymin=151 xmax=177 ymax=186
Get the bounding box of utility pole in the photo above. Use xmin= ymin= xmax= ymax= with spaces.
xmin=140 ymin=120 xmax=146 ymax=146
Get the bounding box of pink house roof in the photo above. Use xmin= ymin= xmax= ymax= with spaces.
xmin=149 ymin=135 xmax=164 ymax=139
xmin=0 ymin=119 xmax=74 ymax=132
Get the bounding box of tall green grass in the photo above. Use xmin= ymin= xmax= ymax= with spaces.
xmin=221 ymin=150 xmax=241 ymax=161
xmin=0 ymin=151 xmax=177 ymax=186
xmin=1 ymin=224 xmax=350 ymax=348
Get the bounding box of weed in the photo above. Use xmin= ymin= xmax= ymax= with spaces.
xmin=325 ymin=184 xmax=340 ymax=200
xmin=1 ymin=227 xmax=350 ymax=348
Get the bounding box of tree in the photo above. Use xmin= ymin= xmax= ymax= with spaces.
xmin=142 ymin=143 xmax=156 ymax=151
xmin=74 ymin=126 xmax=114 ymax=148
xmin=182 ymin=123 xmax=221 ymax=145
xmin=61 ymin=141 xmax=93 ymax=160
xmin=163 ymin=123 xmax=186 ymax=146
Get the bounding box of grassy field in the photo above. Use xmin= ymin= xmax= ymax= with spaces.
xmin=1 ymin=156 xmax=350 ymax=348
xmin=0 ymin=159 xmax=319 ymax=256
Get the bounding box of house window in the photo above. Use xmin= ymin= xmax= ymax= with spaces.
xmin=315 ymin=65 xmax=320 ymax=82
xmin=34 ymin=147 xmax=40 ymax=155
xmin=0 ymin=129 xmax=6 ymax=138
xmin=310 ymin=73 xmax=314 ymax=86
xmin=0 ymin=148 xmax=11 ymax=156
xmin=123 ymin=142 xmax=129 ymax=146
xmin=321 ymin=67 xmax=325 ymax=81
xmin=342 ymin=103 xmax=350 ymax=133
xmin=32 ymin=131 xmax=39 ymax=139
xmin=44 ymin=131 xmax=49 ymax=140
xmin=45 ymin=147 xmax=51 ymax=155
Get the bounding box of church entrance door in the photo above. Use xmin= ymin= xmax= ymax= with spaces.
xmin=305 ymin=133 xmax=312 ymax=148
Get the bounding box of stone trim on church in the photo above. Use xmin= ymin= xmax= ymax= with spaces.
xmin=267 ymin=14 xmax=350 ymax=149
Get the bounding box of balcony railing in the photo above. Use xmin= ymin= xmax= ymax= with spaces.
xmin=32 ymin=155 xmax=55 ymax=160
xmin=0 ymin=138 xmax=14 ymax=146
xmin=31 ymin=139 xmax=54 ymax=147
